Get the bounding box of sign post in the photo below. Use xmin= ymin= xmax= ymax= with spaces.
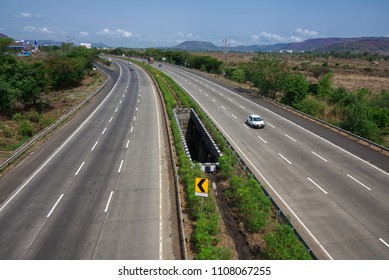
xmin=195 ymin=178 xmax=209 ymax=217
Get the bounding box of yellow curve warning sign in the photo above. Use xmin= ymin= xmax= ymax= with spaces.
xmin=195 ymin=177 xmax=209 ymax=197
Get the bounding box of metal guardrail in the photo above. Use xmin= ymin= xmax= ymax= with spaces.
xmin=0 ymin=77 xmax=109 ymax=173
xmin=262 ymin=96 xmax=389 ymax=155
xmin=195 ymin=71 xmax=388 ymax=155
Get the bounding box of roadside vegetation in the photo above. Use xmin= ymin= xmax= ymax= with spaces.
xmin=115 ymin=47 xmax=389 ymax=147
xmin=0 ymin=38 xmax=102 ymax=155
xmin=135 ymin=60 xmax=312 ymax=260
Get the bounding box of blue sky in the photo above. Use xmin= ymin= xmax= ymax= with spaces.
xmin=1 ymin=0 xmax=388 ymax=48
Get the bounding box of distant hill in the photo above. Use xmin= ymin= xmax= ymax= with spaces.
xmin=174 ymin=41 xmax=221 ymax=51
xmin=173 ymin=37 xmax=389 ymax=54
xmin=91 ymin=42 xmax=111 ymax=49
xmin=0 ymin=33 xmax=10 ymax=39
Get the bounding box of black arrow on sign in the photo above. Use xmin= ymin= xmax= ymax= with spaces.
xmin=197 ymin=179 xmax=206 ymax=193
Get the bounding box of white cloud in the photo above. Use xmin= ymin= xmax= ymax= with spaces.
xmin=80 ymin=31 xmax=90 ymax=37
xmin=251 ymin=28 xmax=321 ymax=44
xmin=173 ymin=31 xmax=200 ymax=44
xmin=24 ymin=26 xmax=53 ymax=34
xmin=116 ymin=29 xmax=132 ymax=38
xmin=251 ymin=32 xmax=288 ymax=43
xmin=24 ymin=26 xmax=36 ymax=32
xmin=295 ymin=28 xmax=319 ymax=37
xmin=14 ymin=12 xmax=42 ymax=18
xmin=39 ymin=27 xmax=52 ymax=33
xmin=97 ymin=28 xmax=132 ymax=38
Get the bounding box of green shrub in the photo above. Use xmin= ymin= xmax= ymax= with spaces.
xmin=229 ymin=175 xmax=271 ymax=232
xmin=18 ymin=120 xmax=34 ymax=138
xmin=263 ymin=224 xmax=312 ymax=260
xmin=196 ymin=246 xmax=231 ymax=260
xmin=218 ymin=155 xmax=234 ymax=179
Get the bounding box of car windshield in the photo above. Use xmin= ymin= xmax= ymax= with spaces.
xmin=253 ymin=117 xmax=262 ymax=121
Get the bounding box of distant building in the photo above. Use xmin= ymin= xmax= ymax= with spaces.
xmin=80 ymin=42 xmax=92 ymax=49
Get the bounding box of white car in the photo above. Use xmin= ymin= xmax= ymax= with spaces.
xmin=246 ymin=114 xmax=265 ymax=128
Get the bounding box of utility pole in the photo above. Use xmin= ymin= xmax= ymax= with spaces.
xmin=223 ymin=38 xmax=229 ymax=64
xmin=66 ymin=35 xmax=74 ymax=53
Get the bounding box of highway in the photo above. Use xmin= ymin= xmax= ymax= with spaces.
xmin=0 ymin=58 xmax=177 ymax=259
xmin=157 ymin=63 xmax=389 ymax=260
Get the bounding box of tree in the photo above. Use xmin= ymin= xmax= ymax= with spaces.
xmin=0 ymin=77 xmax=19 ymax=111
xmin=250 ymin=55 xmax=288 ymax=99
xmin=10 ymin=61 xmax=47 ymax=105
xmin=341 ymin=89 xmax=382 ymax=143
xmin=47 ymin=55 xmax=85 ymax=90
xmin=281 ymin=74 xmax=309 ymax=107
xmin=232 ymin=69 xmax=246 ymax=84
xmin=310 ymin=65 xmax=331 ymax=79
xmin=317 ymin=73 xmax=333 ymax=98
xmin=0 ymin=38 xmax=14 ymax=55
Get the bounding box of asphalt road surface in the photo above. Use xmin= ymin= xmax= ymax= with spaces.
xmin=0 ymin=58 xmax=176 ymax=259
xmin=157 ymin=63 xmax=389 ymax=260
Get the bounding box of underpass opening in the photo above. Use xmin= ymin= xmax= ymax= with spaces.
xmin=174 ymin=108 xmax=222 ymax=172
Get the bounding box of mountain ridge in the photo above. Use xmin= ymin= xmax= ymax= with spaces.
xmin=173 ymin=37 xmax=389 ymax=54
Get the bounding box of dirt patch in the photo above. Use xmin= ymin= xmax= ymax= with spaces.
xmin=194 ymin=51 xmax=389 ymax=93
xmin=214 ymin=181 xmax=253 ymax=259
xmin=332 ymin=72 xmax=389 ymax=93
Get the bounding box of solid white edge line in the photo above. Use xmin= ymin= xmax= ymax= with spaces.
xmin=379 ymin=238 xmax=389 ymax=248
xmin=169 ymin=74 xmax=334 ymax=259
xmin=278 ymin=153 xmax=292 ymax=165
xmin=118 ymin=160 xmax=124 ymax=173
xmin=47 ymin=194 xmax=64 ymax=218
xmin=311 ymin=151 xmax=328 ymax=162
xmin=75 ymin=161 xmax=85 ymax=176
xmin=0 ymin=61 xmax=123 ymax=214
xmin=307 ymin=177 xmax=328 ymax=195
xmin=347 ymin=174 xmax=372 ymax=191
xmin=104 ymin=191 xmax=114 ymax=213
xmin=150 ymin=73 xmax=164 ymax=260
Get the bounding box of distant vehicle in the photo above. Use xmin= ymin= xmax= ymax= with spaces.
xmin=128 ymin=61 xmax=132 ymax=65
xmin=148 ymin=57 xmax=154 ymax=63
xmin=246 ymin=114 xmax=265 ymax=128
xmin=129 ymin=66 xmax=134 ymax=71
xmin=159 ymin=63 xmax=162 ymax=67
